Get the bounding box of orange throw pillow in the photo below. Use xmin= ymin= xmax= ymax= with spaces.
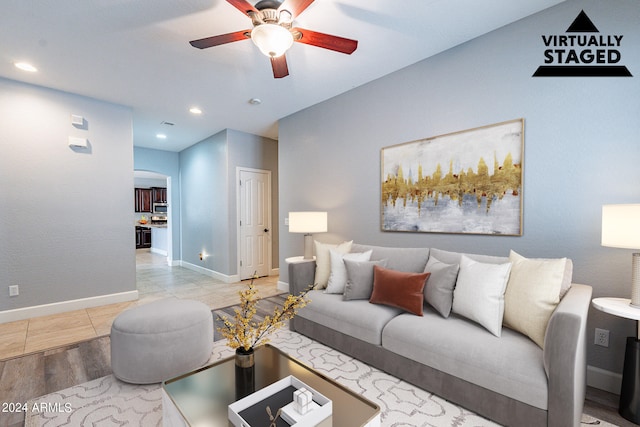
xmin=369 ymin=266 xmax=430 ymax=316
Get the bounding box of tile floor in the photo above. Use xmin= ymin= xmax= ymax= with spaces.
xmin=0 ymin=250 xmax=281 ymax=360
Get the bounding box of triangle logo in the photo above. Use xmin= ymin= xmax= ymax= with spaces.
xmin=566 ymin=10 xmax=599 ymax=33
xmin=533 ymin=9 xmax=632 ymax=77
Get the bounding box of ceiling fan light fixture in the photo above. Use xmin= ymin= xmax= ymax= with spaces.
xmin=251 ymin=23 xmax=293 ymax=58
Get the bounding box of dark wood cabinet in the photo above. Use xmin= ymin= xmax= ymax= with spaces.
xmin=152 ymin=187 xmax=167 ymax=203
xmin=134 ymin=188 xmax=153 ymax=212
xmin=135 ymin=226 xmax=152 ymax=249
xmin=135 ymin=187 xmax=166 ymax=212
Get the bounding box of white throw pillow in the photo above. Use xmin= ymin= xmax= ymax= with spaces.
xmin=452 ymin=255 xmax=512 ymax=337
xmin=503 ymin=250 xmax=566 ymax=348
xmin=314 ymin=240 xmax=353 ymax=289
xmin=326 ymin=250 xmax=372 ymax=294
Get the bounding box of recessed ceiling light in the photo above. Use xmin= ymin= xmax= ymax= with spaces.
xmin=14 ymin=62 xmax=37 ymax=72
xmin=156 ymin=133 xmax=167 ymax=139
xmin=249 ymin=98 xmax=262 ymax=105
xmin=189 ymin=107 xmax=202 ymax=115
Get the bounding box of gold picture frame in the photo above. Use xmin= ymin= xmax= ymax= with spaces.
xmin=381 ymin=118 xmax=524 ymax=235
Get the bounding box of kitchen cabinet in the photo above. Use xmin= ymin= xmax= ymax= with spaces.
xmin=135 ymin=226 xmax=152 ymax=249
xmin=135 ymin=188 xmax=152 ymax=212
xmin=152 ymin=187 xmax=167 ymax=203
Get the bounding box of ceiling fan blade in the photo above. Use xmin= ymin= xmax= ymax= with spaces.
xmin=292 ymin=28 xmax=358 ymax=54
xmin=226 ymin=0 xmax=258 ymax=16
xmin=189 ymin=30 xmax=251 ymax=49
xmin=279 ymin=0 xmax=315 ymax=18
xmin=270 ymin=55 xmax=289 ymax=78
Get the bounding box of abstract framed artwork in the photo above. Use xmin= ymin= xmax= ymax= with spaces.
xmin=381 ymin=118 xmax=524 ymax=235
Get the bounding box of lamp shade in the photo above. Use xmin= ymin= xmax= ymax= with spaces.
xmin=251 ymin=24 xmax=294 ymax=58
xmin=289 ymin=212 xmax=327 ymax=233
xmin=602 ymin=204 xmax=640 ymax=249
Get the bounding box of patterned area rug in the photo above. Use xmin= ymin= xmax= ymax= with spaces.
xmin=25 ymin=328 xmax=616 ymax=427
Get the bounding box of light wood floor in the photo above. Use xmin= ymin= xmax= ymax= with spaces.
xmin=0 ymin=250 xmax=281 ymax=360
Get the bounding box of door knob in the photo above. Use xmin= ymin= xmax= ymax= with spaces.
xmin=264 ymin=228 xmax=269 ymax=232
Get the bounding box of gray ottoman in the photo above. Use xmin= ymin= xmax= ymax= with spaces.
xmin=110 ymin=298 xmax=213 ymax=384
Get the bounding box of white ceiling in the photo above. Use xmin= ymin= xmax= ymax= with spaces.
xmin=1 ymin=0 xmax=565 ymax=152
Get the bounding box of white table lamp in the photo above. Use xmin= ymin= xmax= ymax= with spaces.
xmin=289 ymin=212 xmax=328 ymax=259
xmin=602 ymin=204 xmax=640 ymax=307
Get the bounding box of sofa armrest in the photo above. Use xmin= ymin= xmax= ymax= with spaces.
xmin=543 ymin=283 xmax=592 ymax=427
xmin=288 ymin=259 xmax=317 ymax=295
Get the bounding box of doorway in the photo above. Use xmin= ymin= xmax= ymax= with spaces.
xmin=237 ymin=168 xmax=272 ymax=280
xmin=133 ymin=170 xmax=172 ymax=265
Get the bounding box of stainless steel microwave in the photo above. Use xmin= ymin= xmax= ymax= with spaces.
xmin=153 ymin=203 xmax=168 ymax=214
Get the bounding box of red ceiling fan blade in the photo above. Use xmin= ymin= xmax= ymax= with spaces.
xmin=292 ymin=28 xmax=358 ymax=54
xmin=279 ymin=0 xmax=315 ymax=18
xmin=226 ymin=0 xmax=258 ymax=16
xmin=270 ymin=55 xmax=289 ymax=78
xmin=189 ymin=30 xmax=251 ymax=49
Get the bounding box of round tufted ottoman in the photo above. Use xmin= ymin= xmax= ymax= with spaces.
xmin=110 ymin=298 xmax=213 ymax=384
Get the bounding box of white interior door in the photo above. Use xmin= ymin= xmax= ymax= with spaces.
xmin=239 ymin=169 xmax=271 ymax=280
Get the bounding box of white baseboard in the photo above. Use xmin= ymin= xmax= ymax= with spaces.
xmin=587 ymin=365 xmax=622 ymax=394
xmin=150 ymin=247 xmax=168 ymax=257
xmin=271 ymin=267 xmax=280 ymax=277
xmin=277 ymin=281 xmax=290 ymax=292
xmin=180 ymin=261 xmax=240 ymax=283
xmin=0 ymin=290 xmax=139 ymax=324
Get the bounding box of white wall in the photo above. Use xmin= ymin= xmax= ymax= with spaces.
xmin=278 ymin=0 xmax=640 ymax=379
xmin=0 ymin=77 xmax=136 ymax=316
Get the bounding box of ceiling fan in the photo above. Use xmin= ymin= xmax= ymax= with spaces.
xmin=189 ymin=0 xmax=358 ymax=78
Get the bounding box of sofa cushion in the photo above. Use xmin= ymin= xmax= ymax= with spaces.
xmin=343 ymin=259 xmax=388 ymax=301
xmin=314 ymin=240 xmax=352 ymax=289
xmin=370 ymin=266 xmax=429 ymax=316
xmin=297 ymin=290 xmax=403 ymax=345
xmin=423 ymin=256 xmax=460 ymax=318
xmin=504 ymin=250 xmax=566 ymax=348
xmin=326 ymin=249 xmax=372 ymax=294
xmin=429 ymin=247 xmax=508 ymax=265
xmin=382 ymin=311 xmax=548 ymax=410
xmin=452 ymin=255 xmax=512 ymax=337
xmin=351 ymin=244 xmax=429 ymax=273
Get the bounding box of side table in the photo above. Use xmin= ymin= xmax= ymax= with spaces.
xmin=285 ymin=256 xmax=315 ymax=263
xmin=592 ymin=297 xmax=640 ymax=423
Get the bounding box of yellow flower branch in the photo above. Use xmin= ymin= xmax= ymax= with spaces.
xmin=217 ymin=274 xmax=311 ymax=351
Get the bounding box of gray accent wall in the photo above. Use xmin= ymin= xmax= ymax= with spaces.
xmin=180 ymin=130 xmax=230 ymax=274
xmin=0 ymin=77 xmax=135 ymax=311
xmin=180 ymin=129 xmax=278 ymax=276
xmin=279 ymin=0 xmax=640 ymax=376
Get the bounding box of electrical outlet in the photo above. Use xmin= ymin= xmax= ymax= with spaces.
xmin=595 ymin=328 xmax=609 ymax=347
xmin=9 ymin=285 xmax=19 ymax=297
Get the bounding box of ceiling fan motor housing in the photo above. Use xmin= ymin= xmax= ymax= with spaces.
xmin=252 ymin=0 xmax=292 ymax=26
xmin=255 ymin=0 xmax=284 ymax=11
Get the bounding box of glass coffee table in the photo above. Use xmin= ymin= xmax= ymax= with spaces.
xmin=162 ymin=344 xmax=380 ymax=426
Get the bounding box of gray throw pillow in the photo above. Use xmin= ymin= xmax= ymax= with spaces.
xmin=423 ymin=256 xmax=460 ymax=318
xmin=343 ymin=259 xmax=388 ymax=300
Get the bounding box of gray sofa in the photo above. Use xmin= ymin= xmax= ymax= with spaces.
xmin=288 ymin=243 xmax=592 ymax=427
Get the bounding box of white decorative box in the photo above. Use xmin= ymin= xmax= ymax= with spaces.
xmin=229 ymin=375 xmax=332 ymax=427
